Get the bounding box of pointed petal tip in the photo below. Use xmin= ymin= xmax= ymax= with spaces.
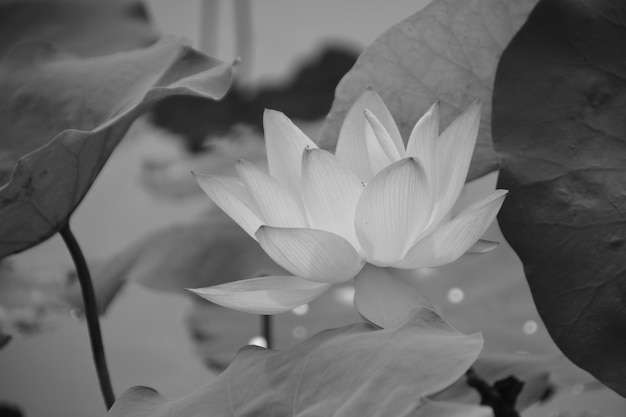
xmin=468 ymin=239 xmax=499 ymax=254
xmin=427 ymin=101 xmax=440 ymax=115
xmin=191 ymin=170 xmax=215 ymax=183
xmin=492 ymin=189 xmax=509 ymax=200
xmin=235 ymin=158 xmax=256 ymax=173
xmin=301 ymin=146 xmax=318 ymax=158
xmin=263 ymin=108 xmax=285 ymax=120
xmin=359 ymin=87 xmax=382 ymax=102
xmin=468 ymin=98 xmax=482 ymax=114
xmin=404 ymin=156 xmax=426 ymax=172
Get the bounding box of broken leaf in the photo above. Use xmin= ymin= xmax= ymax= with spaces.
xmin=0 ymin=37 xmax=234 ymax=258
xmin=321 ymin=0 xmax=538 ymax=181
xmin=107 ymin=308 xmax=487 ymax=417
xmin=493 ymin=0 xmax=626 ymax=397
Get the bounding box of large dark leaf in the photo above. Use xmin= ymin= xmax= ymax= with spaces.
xmin=321 ymin=0 xmax=538 ymax=182
xmin=0 ymin=37 xmax=234 ymax=258
xmin=493 ymin=0 xmax=626 ymax=397
xmin=0 ymin=0 xmax=158 ymax=57
xmin=107 ymin=308 xmax=488 ymax=417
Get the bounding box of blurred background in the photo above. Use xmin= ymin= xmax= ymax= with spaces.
xmin=0 ymin=1 xmax=624 ymax=416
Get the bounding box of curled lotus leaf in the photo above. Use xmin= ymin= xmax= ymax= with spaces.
xmin=321 ymin=0 xmax=538 ymax=181
xmin=0 ymin=37 xmax=234 ymax=258
xmin=0 ymin=0 xmax=158 ymax=57
xmin=107 ymin=308 xmax=488 ymax=417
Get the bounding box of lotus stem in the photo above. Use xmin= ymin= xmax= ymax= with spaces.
xmin=234 ymin=0 xmax=253 ymax=84
xmin=60 ymin=225 xmax=115 ymax=410
xmin=200 ymin=0 xmax=220 ymax=56
xmin=262 ymin=315 xmax=273 ymax=349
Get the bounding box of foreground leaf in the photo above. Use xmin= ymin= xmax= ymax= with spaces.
xmin=180 ymin=213 xmax=589 ymax=404
xmin=321 ymin=0 xmax=538 ymax=181
xmin=0 ymin=37 xmax=234 ymax=258
xmin=493 ymin=0 xmax=626 ymax=397
xmin=108 ymin=308 xmax=487 ymax=417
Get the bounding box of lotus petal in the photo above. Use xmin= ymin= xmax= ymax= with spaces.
xmin=406 ymin=102 xmax=440 ymax=206
xmin=256 ymin=226 xmax=364 ymax=284
xmin=236 ymin=159 xmax=307 ymax=228
xmin=335 ymin=89 xmax=404 ymax=182
xmin=353 ymin=264 xmax=431 ymax=328
xmin=263 ymin=109 xmax=318 ymax=197
xmin=193 ymin=174 xmax=263 ymax=239
xmin=430 ymin=101 xmax=482 ymax=227
xmin=301 ymin=148 xmax=363 ymax=248
xmin=398 ymin=190 xmax=507 ymax=268
xmin=355 ymin=158 xmax=430 ymax=265
xmin=189 ymin=276 xmax=330 ymax=315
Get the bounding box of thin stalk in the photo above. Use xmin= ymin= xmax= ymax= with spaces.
xmin=234 ymin=0 xmax=253 ymax=84
xmin=261 ymin=314 xmax=273 ymax=349
xmin=200 ymin=0 xmax=220 ymax=56
xmin=466 ymin=368 xmax=522 ymax=417
xmin=60 ymin=225 xmax=115 ymax=410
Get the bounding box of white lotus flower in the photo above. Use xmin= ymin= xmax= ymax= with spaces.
xmin=191 ymin=89 xmax=506 ymax=328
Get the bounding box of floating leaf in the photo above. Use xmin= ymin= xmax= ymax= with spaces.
xmin=493 ymin=0 xmax=626 ymax=397
xmin=321 ymin=0 xmax=538 ymax=181
xmin=0 ymin=0 xmax=158 ymax=57
xmin=140 ymin=129 xmax=268 ymax=200
xmin=0 ymin=37 xmax=234 ymax=258
xmin=107 ymin=308 xmax=488 ymax=417
xmin=0 ymin=259 xmax=72 ymax=334
xmin=63 ymin=210 xmax=286 ymax=314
